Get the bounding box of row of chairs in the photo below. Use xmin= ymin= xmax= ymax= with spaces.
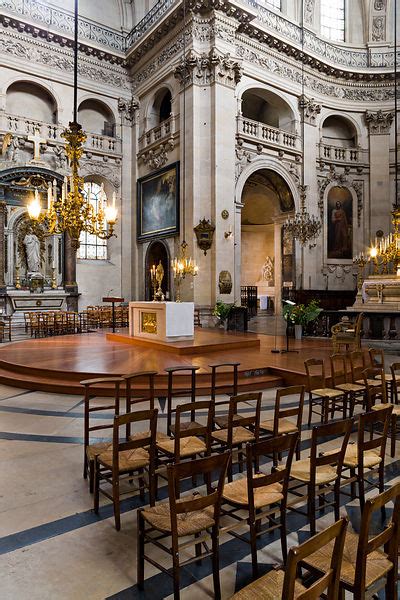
xmin=85 ymin=305 xmax=128 ymax=329
xmin=25 ymin=311 xmax=82 ymax=337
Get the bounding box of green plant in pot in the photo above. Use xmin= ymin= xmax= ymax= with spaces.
xmin=213 ymin=301 xmax=234 ymax=327
xmin=283 ymin=299 xmax=322 ymax=338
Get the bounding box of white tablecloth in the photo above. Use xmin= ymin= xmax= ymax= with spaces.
xmin=259 ymin=295 xmax=269 ymax=310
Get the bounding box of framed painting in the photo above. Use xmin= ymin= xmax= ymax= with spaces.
xmin=137 ymin=162 xmax=180 ymax=242
xmin=327 ymin=186 xmax=353 ymax=260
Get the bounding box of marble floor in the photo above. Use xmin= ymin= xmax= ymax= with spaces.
xmin=0 ymin=376 xmax=399 ymax=599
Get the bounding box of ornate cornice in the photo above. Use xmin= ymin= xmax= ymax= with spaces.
xmin=365 ymin=110 xmax=394 ymax=134
xmin=174 ymin=48 xmax=242 ymax=87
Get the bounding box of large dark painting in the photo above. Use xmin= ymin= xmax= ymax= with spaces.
xmin=327 ymin=186 xmax=353 ymax=260
xmin=137 ymin=162 xmax=179 ymax=242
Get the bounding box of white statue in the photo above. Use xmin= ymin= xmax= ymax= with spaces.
xmin=261 ymin=256 xmax=274 ymax=284
xmin=23 ymin=233 xmax=41 ymax=273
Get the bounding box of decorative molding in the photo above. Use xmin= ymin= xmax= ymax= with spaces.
xmin=304 ymin=0 xmax=315 ymax=26
xmin=235 ymin=138 xmax=252 ymax=181
xmin=138 ymin=138 xmax=175 ymax=171
xmin=174 ymin=48 xmax=242 ymax=88
xmin=318 ymin=166 xmax=363 ymax=227
xmin=326 ymin=264 xmax=353 ymax=282
xmin=79 ymin=158 xmax=121 ymax=188
xmin=365 ymin=110 xmax=394 ymax=134
xmin=374 ymin=0 xmax=386 ymax=9
xmin=372 ymin=16 xmax=385 ymax=42
xmin=299 ymin=94 xmax=321 ymax=125
xmin=118 ymin=96 xmax=140 ymax=123
xmin=0 ymin=29 xmax=131 ymax=90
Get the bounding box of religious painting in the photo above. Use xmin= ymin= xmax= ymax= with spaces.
xmin=137 ymin=162 xmax=179 ymax=242
xmin=327 ymin=186 xmax=353 ymax=260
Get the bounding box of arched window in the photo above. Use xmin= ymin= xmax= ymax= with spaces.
xmin=320 ymin=0 xmax=345 ymax=42
xmin=77 ymin=182 xmax=108 ymax=260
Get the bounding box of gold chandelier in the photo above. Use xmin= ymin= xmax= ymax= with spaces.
xmin=171 ymin=241 xmax=198 ymax=302
xmin=28 ymin=122 xmax=117 ymax=249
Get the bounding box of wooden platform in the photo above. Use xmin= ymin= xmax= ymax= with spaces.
xmin=106 ymin=329 xmax=260 ymax=355
xmin=0 ymin=328 xmax=336 ymax=396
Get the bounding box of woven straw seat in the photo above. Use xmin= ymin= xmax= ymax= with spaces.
xmin=356 ymin=378 xmax=381 ymax=387
xmin=324 ymin=445 xmax=381 ymax=469
xmin=129 ymin=430 xmax=168 ymax=442
xmin=260 ymin=417 xmax=298 ymax=434
xmin=212 ymin=425 xmax=255 ymax=445
xmin=156 ymin=435 xmax=207 ymax=457
xmin=372 ymin=403 xmax=400 ymax=415
xmin=288 ymin=458 xmax=338 ymax=484
xmin=86 ymin=441 xmax=112 ymax=460
xmin=376 ymin=373 xmax=400 ymax=381
xmin=214 ymin=414 xmax=242 ymax=429
xmin=312 ymin=387 xmax=343 ymax=398
xmin=335 ymin=382 xmax=364 ymax=392
xmin=98 ymin=446 xmax=149 ymax=471
xmin=170 ymin=421 xmax=203 ymax=434
xmin=223 ymin=476 xmax=283 ymax=508
xmin=142 ymin=493 xmax=215 ymax=536
xmin=231 ymin=566 xmax=306 ymax=599
xmin=305 ymin=530 xmax=393 ymax=589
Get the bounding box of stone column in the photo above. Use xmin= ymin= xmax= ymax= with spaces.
xmin=0 ymin=201 xmax=6 ymax=292
xmin=365 ymin=110 xmax=394 ymax=236
xmin=64 ymin=233 xmax=79 ymax=311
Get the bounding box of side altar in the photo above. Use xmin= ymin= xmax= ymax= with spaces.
xmin=128 ymin=301 xmax=194 ymax=342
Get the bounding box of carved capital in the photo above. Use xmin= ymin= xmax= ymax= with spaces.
xmin=365 ymin=110 xmax=394 ymax=134
xmin=118 ymin=96 xmax=140 ymax=123
xmin=299 ymin=95 xmax=321 ymax=126
xmin=174 ymin=48 xmax=242 ymax=88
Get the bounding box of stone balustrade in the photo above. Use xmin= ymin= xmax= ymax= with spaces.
xmin=237 ymin=115 xmax=299 ymax=152
xmin=1 ymin=113 xmax=122 ymax=155
xmin=319 ymin=143 xmax=364 ymax=164
xmin=138 ymin=116 xmax=176 ymax=152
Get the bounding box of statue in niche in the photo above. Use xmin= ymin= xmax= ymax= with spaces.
xmin=6 ymin=136 xmax=21 ymax=162
xmin=261 ymin=256 xmax=274 ymax=285
xmin=53 ymin=145 xmax=67 ymax=169
xmin=24 ymin=233 xmax=41 ymax=273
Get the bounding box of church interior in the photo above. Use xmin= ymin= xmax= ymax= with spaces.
xmin=0 ymin=0 xmax=399 ymax=598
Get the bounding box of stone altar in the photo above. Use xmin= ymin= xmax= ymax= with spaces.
xmin=349 ymin=275 xmax=400 ymax=312
xmin=128 ymin=301 xmax=194 ymax=342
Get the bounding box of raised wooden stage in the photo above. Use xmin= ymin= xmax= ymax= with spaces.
xmin=0 ymin=328 xmax=335 ymax=395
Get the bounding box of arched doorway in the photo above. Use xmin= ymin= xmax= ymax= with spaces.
xmin=145 ymin=240 xmax=170 ymax=300
xmin=240 ymin=169 xmax=295 ymax=313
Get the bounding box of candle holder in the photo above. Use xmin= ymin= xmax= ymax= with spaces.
xmin=171 ymin=241 xmax=198 ymax=302
xmin=15 ymin=265 xmax=21 ymax=290
xmin=353 ymin=253 xmax=367 ymax=303
xmin=150 ymin=265 xmax=157 ymax=301
xmin=51 ymin=267 xmax=57 ymax=289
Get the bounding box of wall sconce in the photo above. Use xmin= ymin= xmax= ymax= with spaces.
xmin=224 ymin=226 xmax=233 ymax=240
xmin=194 ymin=218 xmax=215 ymax=255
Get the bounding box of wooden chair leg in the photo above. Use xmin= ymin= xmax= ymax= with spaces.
xmin=137 ymin=510 xmax=145 ymax=590
xmin=211 ymin=526 xmax=221 ymax=600
xmin=307 ymin=395 xmax=313 ymax=427
xmin=83 ymin=451 xmax=88 ymax=480
xmin=93 ymin=459 xmax=100 ymax=514
xmin=113 ymin=478 xmax=121 ymax=531
xmin=334 ymin=481 xmax=340 ymax=523
xmin=172 ymin=546 xmax=180 ymax=600
xmin=280 ymin=507 xmax=288 ymax=564
xmin=249 ymin=521 xmax=258 ymax=579
xmin=89 ymin=459 xmax=94 ymax=494
xmin=391 ymin=415 xmax=396 ymax=458
xmin=194 ymin=532 xmax=202 ymax=565
xmin=350 ymin=468 xmax=356 ymax=500
xmin=309 ymin=484 xmax=316 ymax=536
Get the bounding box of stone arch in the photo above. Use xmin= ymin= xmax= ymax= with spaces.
xmin=5 ymin=80 xmax=58 ymax=124
xmin=238 ymin=84 xmax=298 ymax=133
xmin=320 ymin=112 xmax=360 ymax=147
xmin=77 ymin=98 xmax=116 ymax=137
xmin=144 ymin=239 xmax=171 ymax=300
xmin=78 ymin=94 xmax=119 ymax=125
xmin=145 ymin=85 xmax=174 ymax=131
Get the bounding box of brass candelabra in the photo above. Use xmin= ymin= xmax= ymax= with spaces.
xmin=171 ymin=242 xmax=198 ymax=302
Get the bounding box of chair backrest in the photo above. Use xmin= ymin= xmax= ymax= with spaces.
xmin=354 ymin=312 xmax=364 ymax=336
xmin=304 ymin=358 xmax=326 ymax=391
xmin=369 ymin=347 xmax=384 ymax=369
xmin=310 ymin=418 xmax=353 ymax=482
xmin=272 ymin=385 xmax=305 ymax=436
xmin=330 ymin=353 xmax=349 ymax=387
xmin=355 ymin=482 xmax=400 ymax=596
xmin=246 ymin=432 xmax=298 ymax=515
xmin=362 ymin=367 xmax=387 ymax=408
xmin=390 ymin=361 xmax=400 ymax=404
xmin=81 ymin=377 xmax=124 ymax=448
xmin=226 ymin=392 xmax=262 ymax=444
xmin=122 ymin=370 xmax=157 ymax=436
xmin=112 ymin=408 xmax=158 ymax=474
xmin=357 ymin=406 xmax=392 ymax=464
xmin=173 ymin=400 xmax=214 ymax=460
xmin=350 ymin=350 xmax=367 ymax=382
xmin=209 ymin=362 xmax=240 ymax=403
xmin=167 ymin=452 xmax=230 ymax=538
xmin=282 ymin=518 xmax=348 ymax=600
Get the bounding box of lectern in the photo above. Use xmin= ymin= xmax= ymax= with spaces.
xmin=102 ymin=296 xmax=124 ymax=333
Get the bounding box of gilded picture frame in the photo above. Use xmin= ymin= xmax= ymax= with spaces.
xmin=137 ymin=162 xmax=180 ymax=242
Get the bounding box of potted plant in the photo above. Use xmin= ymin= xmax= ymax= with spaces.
xmin=283 ymin=299 xmax=322 ymax=339
xmin=213 ymin=301 xmax=234 ymax=329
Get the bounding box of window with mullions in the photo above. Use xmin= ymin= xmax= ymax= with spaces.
xmin=320 ymin=0 xmax=345 ymax=42
xmin=77 ymin=182 xmax=108 ymax=260
xmin=262 ymin=0 xmax=281 ymax=9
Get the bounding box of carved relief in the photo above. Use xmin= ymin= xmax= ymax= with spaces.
xmin=304 ymin=0 xmax=315 ymax=25
xmin=372 ymin=17 xmax=385 ymax=41
xmin=365 ymin=110 xmax=394 ymax=134
xmin=80 ymin=158 xmax=121 ymax=188
xmin=299 ymin=95 xmax=321 ymax=125
xmin=174 ymin=48 xmax=242 ymax=88
xmin=374 ymin=0 xmax=386 ymax=9
xmin=235 ymin=138 xmax=252 ymax=181
xmin=118 ymin=97 xmax=140 ymax=123
xmin=327 ymin=264 xmax=353 ymax=282
xmin=138 ymin=139 xmax=175 ymax=171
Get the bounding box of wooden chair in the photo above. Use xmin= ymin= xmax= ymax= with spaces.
xmin=137 ymin=452 xmax=230 ymax=600
xmin=286 ymin=418 xmax=353 ymax=536
xmin=304 ymin=358 xmax=347 ymax=426
xmin=326 ymin=406 xmax=392 ymax=511
xmin=367 ymin=367 xmax=400 ymax=458
xmin=259 ymin=385 xmax=305 ymax=461
xmin=221 ymin=432 xmax=298 ymax=577
xmin=302 ymin=482 xmax=400 ymax=600
xmin=231 ymin=517 xmax=348 ymax=600
xmin=350 ymin=351 xmax=380 ymax=390
xmin=94 ymin=408 xmax=158 ymax=530
xmin=165 ymin=366 xmax=200 ymax=435
xmin=390 ymin=361 xmax=400 ymax=404
xmin=369 ymin=347 xmax=397 ymax=402
xmin=81 ymin=377 xmax=124 ymax=493
xmin=211 ymin=362 xmax=240 ymax=429
xmin=330 ymin=353 xmax=366 ymax=417
xmin=331 ymin=312 xmax=363 ymax=353
xmin=212 ymin=392 xmax=262 ymax=481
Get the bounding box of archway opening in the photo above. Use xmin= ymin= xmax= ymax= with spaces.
xmin=77 ymin=99 xmax=115 ymax=137
xmin=6 ymin=81 xmax=57 ymax=123
xmin=240 ymin=169 xmax=295 ymax=313
xmin=145 ymin=240 xmax=170 ymax=300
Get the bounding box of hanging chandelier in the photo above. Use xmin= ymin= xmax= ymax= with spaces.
xmin=284 ymin=185 xmax=321 ymax=247
xmin=27 ymin=0 xmax=117 ymax=248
